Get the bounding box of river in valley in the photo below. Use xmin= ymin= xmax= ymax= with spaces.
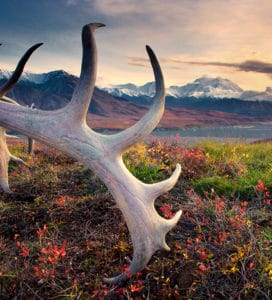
xmin=13 ymin=123 xmax=272 ymax=146
xmin=150 ymin=123 xmax=272 ymax=145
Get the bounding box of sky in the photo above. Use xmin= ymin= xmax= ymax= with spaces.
xmin=1 ymin=0 xmax=272 ymax=91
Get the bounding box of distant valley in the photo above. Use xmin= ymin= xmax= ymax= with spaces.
xmin=1 ymin=70 xmax=272 ymax=130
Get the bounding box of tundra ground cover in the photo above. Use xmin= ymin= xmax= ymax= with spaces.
xmin=0 ymin=137 xmax=271 ymax=299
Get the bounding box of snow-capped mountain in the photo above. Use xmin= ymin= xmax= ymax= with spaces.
xmin=102 ymin=76 xmax=244 ymax=99
xmin=0 ymin=69 xmax=71 ymax=85
xmin=0 ymin=70 xmax=13 ymax=79
xmin=1 ymin=68 xmax=272 ymax=127
xmin=168 ymin=76 xmax=243 ymax=99
xmin=0 ymin=69 xmax=79 ymax=110
xmin=2 ymin=69 xmax=272 ymax=101
xmin=0 ymin=69 xmax=143 ymax=116
xmin=103 ymin=82 xmax=156 ymax=98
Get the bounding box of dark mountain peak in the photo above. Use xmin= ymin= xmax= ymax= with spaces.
xmin=44 ymin=69 xmax=71 ymax=78
xmin=0 ymin=68 xmax=77 ymax=85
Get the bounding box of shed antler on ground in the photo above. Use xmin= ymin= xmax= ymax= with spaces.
xmin=0 ymin=23 xmax=182 ymax=284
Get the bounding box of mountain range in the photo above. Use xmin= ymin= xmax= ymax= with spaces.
xmin=102 ymin=76 xmax=272 ymax=101
xmin=2 ymin=69 xmax=272 ymax=101
xmin=1 ymin=69 xmax=272 ymax=129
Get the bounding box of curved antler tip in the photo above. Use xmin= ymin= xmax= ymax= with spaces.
xmin=31 ymin=43 xmax=43 ymax=51
xmin=169 ymin=209 xmax=182 ymax=227
xmin=175 ymin=163 xmax=181 ymax=173
xmin=174 ymin=163 xmax=182 ymax=178
xmin=103 ymin=273 xmax=129 ymax=285
xmin=84 ymin=23 xmax=106 ymax=31
xmin=0 ymin=179 xmax=13 ymax=194
xmin=145 ymin=45 xmax=153 ymax=55
xmin=163 ymin=209 xmax=182 ymax=233
xmin=175 ymin=209 xmax=183 ymax=221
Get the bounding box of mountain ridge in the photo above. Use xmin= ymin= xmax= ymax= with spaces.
xmin=102 ymin=76 xmax=272 ymax=101
xmin=1 ymin=69 xmax=272 ymax=101
xmin=1 ymin=69 xmax=272 ymax=130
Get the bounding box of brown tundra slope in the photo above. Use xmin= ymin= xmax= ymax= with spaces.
xmin=87 ymin=98 xmax=271 ymax=130
xmin=3 ymin=75 xmax=272 ymax=130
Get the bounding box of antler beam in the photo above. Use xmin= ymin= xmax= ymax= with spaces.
xmin=0 ymin=23 xmax=182 ymax=283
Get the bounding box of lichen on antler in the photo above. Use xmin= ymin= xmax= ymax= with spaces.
xmin=0 ymin=23 xmax=182 ymax=283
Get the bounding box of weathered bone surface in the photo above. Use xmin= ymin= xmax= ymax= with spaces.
xmin=0 ymin=121 xmax=33 ymax=193
xmin=0 ymin=44 xmax=42 ymax=192
xmin=0 ymin=23 xmax=182 ymax=283
xmin=0 ymin=127 xmax=27 ymax=193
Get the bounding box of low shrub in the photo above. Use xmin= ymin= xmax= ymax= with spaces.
xmin=0 ymin=138 xmax=271 ymax=299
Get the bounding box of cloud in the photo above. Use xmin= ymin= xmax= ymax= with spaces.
xmin=2 ymin=0 xmax=272 ymax=90
xmin=127 ymin=55 xmax=183 ymax=69
xmin=128 ymin=54 xmax=272 ymax=82
xmin=65 ymin=0 xmax=79 ymax=6
xmin=185 ymin=60 xmax=272 ymax=75
xmin=127 ymin=56 xmax=150 ymax=67
xmin=237 ymin=61 xmax=272 ymax=74
xmin=94 ymin=0 xmax=179 ymax=15
xmin=94 ymin=0 xmax=144 ymax=15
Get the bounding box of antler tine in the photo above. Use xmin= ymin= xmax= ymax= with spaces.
xmin=0 ymin=127 xmax=25 ymax=193
xmin=148 ymin=163 xmax=182 ymax=199
xmin=103 ymin=160 xmax=182 ymax=285
xmin=107 ymin=45 xmax=165 ymax=152
xmin=0 ymin=96 xmax=19 ymax=105
xmin=0 ymin=43 xmax=43 ymax=98
xmin=0 ymin=133 xmax=13 ymax=193
xmin=100 ymin=45 xmax=182 ymax=285
xmin=66 ymin=23 xmax=105 ymax=123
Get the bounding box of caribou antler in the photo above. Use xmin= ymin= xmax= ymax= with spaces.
xmin=0 ymin=23 xmax=182 ymax=283
xmin=0 ymin=44 xmax=42 ymax=192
